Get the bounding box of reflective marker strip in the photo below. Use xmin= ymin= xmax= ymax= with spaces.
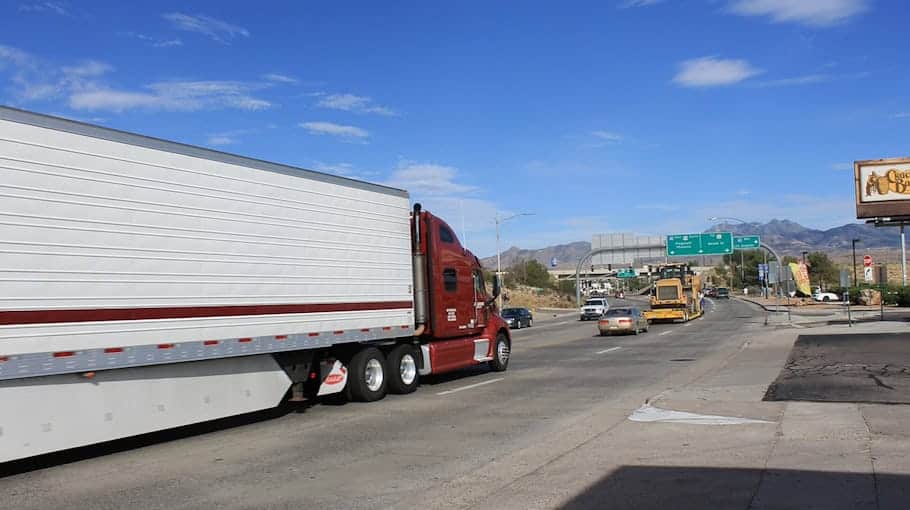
xmin=0 ymin=324 xmax=413 ymax=381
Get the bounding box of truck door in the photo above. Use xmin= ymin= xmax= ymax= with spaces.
xmin=429 ymin=219 xmax=482 ymax=339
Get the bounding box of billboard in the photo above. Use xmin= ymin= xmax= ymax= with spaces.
xmin=855 ymin=157 xmax=910 ymax=218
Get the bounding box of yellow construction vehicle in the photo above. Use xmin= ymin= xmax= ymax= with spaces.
xmin=643 ymin=263 xmax=703 ymax=323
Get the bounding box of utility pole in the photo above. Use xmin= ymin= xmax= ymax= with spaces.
xmin=852 ymin=239 xmax=860 ymax=287
xmin=494 ymin=211 xmax=534 ymax=309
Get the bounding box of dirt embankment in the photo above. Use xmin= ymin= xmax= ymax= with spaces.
xmin=501 ymin=285 xmax=576 ymax=310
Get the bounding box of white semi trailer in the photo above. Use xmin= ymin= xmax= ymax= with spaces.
xmin=0 ymin=106 xmax=511 ymax=463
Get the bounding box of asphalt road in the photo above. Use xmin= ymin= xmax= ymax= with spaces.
xmin=1 ymin=298 xmax=762 ymax=509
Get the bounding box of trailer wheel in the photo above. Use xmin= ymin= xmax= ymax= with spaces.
xmin=387 ymin=344 xmax=419 ymax=394
xmin=489 ymin=333 xmax=510 ymax=372
xmin=347 ymin=347 xmax=388 ymax=402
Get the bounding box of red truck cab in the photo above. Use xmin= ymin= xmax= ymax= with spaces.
xmin=411 ymin=205 xmax=511 ymax=376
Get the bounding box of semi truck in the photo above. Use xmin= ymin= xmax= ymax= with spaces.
xmin=643 ymin=263 xmax=703 ymax=323
xmin=0 ymin=106 xmax=511 ymax=463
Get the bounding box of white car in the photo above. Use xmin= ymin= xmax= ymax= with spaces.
xmin=580 ymin=298 xmax=609 ymax=320
xmin=813 ymin=291 xmax=840 ymax=302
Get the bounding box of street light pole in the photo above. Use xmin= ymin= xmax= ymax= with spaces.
xmin=708 ymin=216 xmax=749 ymax=289
xmin=494 ymin=211 xmax=534 ymax=309
xmin=852 ymin=238 xmax=860 ymax=286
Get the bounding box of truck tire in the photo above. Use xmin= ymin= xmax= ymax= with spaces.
xmin=488 ymin=333 xmax=510 ymax=372
xmin=347 ymin=346 xmax=388 ymax=402
xmin=387 ymin=344 xmax=419 ymax=394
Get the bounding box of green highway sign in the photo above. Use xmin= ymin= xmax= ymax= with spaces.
xmin=733 ymin=235 xmax=761 ymax=249
xmin=616 ymin=270 xmax=637 ymax=278
xmin=666 ymin=232 xmax=733 ymax=256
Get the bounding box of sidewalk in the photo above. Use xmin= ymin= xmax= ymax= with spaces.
xmin=471 ymin=319 xmax=910 ymax=509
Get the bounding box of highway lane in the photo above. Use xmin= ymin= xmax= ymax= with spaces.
xmin=1 ymin=298 xmax=762 ymax=510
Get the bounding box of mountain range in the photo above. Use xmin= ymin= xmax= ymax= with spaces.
xmin=480 ymin=220 xmax=900 ymax=269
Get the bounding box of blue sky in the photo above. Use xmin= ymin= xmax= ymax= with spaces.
xmin=1 ymin=0 xmax=907 ymax=258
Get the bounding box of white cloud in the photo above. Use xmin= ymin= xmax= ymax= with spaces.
xmin=619 ymin=0 xmax=665 ymax=7
xmin=61 ymin=60 xmax=113 ymax=78
xmin=206 ymin=134 xmax=236 ymax=146
xmin=316 ymin=93 xmax=397 ymax=116
xmin=384 ymin=162 xmax=477 ymax=196
xmin=673 ymin=56 xmax=762 ymax=88
xmin=831 ymin=162 xmax=853 ymax=170
xmin=70 ymin=81 xmax=271 ymax=112
xmin=591 ymin=130 xmax=624 ymax=142
xmin=0 ymin=44 xmax=34 ymax=68
xmin=19 ymin=2 xmax=68 ymax=16
xmin=124 ymin=32 xmax=184 ymax=48
xmin=299 ymin=121 xmax=369 ymax=139
xmin=756 ymin=74 xmax=829 ymax=87
xmin=162 ymin=12 xmax=249 ymax=44
xmin=893 ymin=113 xmax=910 ymax=119
xmin=204 ymin=129 xmax=252 ymax=147
xmin=263 ymin=73 xmax=298 ymax=84
xmin=0 ymin=45 xmax=113 ymax=102
xmin=727 ymin=0 xmax=868 ymax=27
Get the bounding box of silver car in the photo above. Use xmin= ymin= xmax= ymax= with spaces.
xmin=597 ymin=307 xmax=649 ymax=336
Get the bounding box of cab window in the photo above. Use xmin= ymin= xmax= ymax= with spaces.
xmin=439 ymin=226 xmax=455 ymax=244
xmin=443 ymin=268 xmax=457 ymax=291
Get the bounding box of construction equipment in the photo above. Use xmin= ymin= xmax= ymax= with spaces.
xmin=643 ymin=263 xmax=703 ymax=323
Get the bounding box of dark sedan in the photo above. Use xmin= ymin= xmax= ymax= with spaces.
xmin=501 ymin=307 xmax=533 ymax=329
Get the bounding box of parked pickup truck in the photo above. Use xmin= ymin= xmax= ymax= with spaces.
xmin=580 ymin=298 xmax=609 ymax=320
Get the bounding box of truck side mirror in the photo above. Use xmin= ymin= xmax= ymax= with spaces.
xmin=487 ymin=274 xmax=501 ymax=306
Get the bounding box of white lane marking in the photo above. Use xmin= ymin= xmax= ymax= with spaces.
xmin=683 ymin=322 xmax=691 ymax=327
xmin=596 ymin=346 xmax=622 ymax=355
xmin=436 ymin=377 xmax=504 ymax=396
xmin=628 ymin=404 xmax=773 ymax=425
xmin=659 ymin=330 xmax=672 ymax=336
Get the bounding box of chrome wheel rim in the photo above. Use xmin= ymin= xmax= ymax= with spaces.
xmin=399 ymin=353 xmax=417 ymax=385
xmin=497 ymin=340 xmax=510 ymax=365
xmin=365 ymin=358 xmax=384 ymax=392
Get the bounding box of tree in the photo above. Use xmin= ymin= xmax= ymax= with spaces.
xmin=504 ymin=259 xmax=555 ymax=289
xmin=807 ymin=252 xmax=838 ymax=288
xmin=524 ymin=260 xmax=553 ymax=288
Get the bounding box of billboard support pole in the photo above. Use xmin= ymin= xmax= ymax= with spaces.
xmin=902 ymin=224 xmax=907 ymax=286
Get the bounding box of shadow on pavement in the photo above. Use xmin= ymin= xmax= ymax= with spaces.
xmin=560 ymin=465 xmax=908 ymax=509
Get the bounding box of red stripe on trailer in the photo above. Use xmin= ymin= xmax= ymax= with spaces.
xmin=308 ymin=332 xmax=319 ymax=337
xmin=382 ymin=326 xmax=392 ymax=331
xmin=103 ymin=347 xmax=124 ymax=354
xmin=238 ymin=338 xmax=252 ymax=343
xmin=0 ymin=356 xmax=8 ymax=362
xmin=53 ymin=351 xmax=75 ymax=358
xmin=333 ymin=330 xmax=344 ymax=335
xmin=275 ymin=335 xmax=288 ymax=340
xmin=0 ymin=301 xmax=414 ymax=326
xmin=401 ymin=325 xmax=409 ymax=329
xmin=360 ymin=328 xmax=370 ymax=332
xmin=157 ymin=344 xmax=174 ymax=349
xmin=203 ymin=340 xmax=219 ymax=346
